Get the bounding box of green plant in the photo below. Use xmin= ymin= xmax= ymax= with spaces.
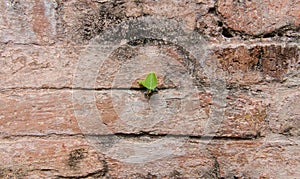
xmin=138 ymin=72 xmax=158 ymax=95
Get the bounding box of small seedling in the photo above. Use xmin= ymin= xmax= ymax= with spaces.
xmin=138 ymin=72 xmax=158 ymax=96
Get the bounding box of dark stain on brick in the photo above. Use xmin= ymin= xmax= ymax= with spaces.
xmin=9 ymin=0 xmax=21 ymax=10
xmin=110 ymin=45 xmax=139 ymax=62
xmin=257 ymin=45 xmax=297 ymax=80
xmin=197 ymin=156 xmax=221 ymax=179
xmin=221 ymin=27 xmax=234 ymax=38
xmin=68 ymin=148 xmax=87 ymax=169
xmin=78 ymin=1 xmax=128 ymax=42
xmin=169 ymin=170 xmax=182 ymax=178
xmin=129 ymin=172 xmax=158 ymax=179
xmin=215 ymin=45 xmax=299 ymax=83
xmin=0 ymin=168 xmax=27 ymax=178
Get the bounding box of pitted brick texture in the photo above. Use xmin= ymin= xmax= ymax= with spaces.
xmin=0 ymin=0 xmax=299 ymax=178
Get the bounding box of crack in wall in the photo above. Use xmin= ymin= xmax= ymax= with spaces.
xmin=55 ymin=168 xmax=108 ymax=179
xmin=1 ymin=132 xmax=261 ymax=141
xmin=0 ymin=86 xmax=177 ymax=92
xmin=197 ymin=0 xmax=300 ymax=41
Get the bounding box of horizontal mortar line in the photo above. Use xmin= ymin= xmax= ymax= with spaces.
xmin=3 ymin=83 xmax=299 ymax=93
xmin=0 ymin=41 xmax=57 ymax=47
xmin=0 ymin=86 xmax=176 ymax=92
xmin=112 ymin=132 xmax=259 ymax=141
xmin=55 ymin=169 xmax=107 ymax=179
xmin=0 ymin=133 xmax=260 ymax=141
xmin=0 ymin=133 xmax=85 ymax=139
xmin=208 ymin=42 xmax=300 ymax=49
xmin=1 ymin=39 xmax=298 ymax=49
xmin=0 ymin=41 xmax=115 ymax=48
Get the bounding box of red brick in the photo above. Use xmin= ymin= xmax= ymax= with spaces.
xmin=217 ymin=0 xmax=300 ymax=35
xmin=0 ymin=137 xmax=105 ymax=178
xmin=0 ymin=45 xmax=79 ymax=89
xmin=0 ymin=89 xmax=81 ymax=136
xmin=268 ymin=88 xmax=300 ymax=136
xmin=0 ymin=0 xmax=56 ymax=44
xmin=0 ymin=0 xmax=298 ymax=177
xmin=57 ymin=0 xmax=215 ymax=43
xmin=141 ymin=0 xmax=213 ymax=30
xmin=105 ymin=138 xmax=216 ymax=178
xmin=214 ymin=45 xmax=299 ymax=84
xmin=95 ymin=89 xmax=266 ymax=137
xmin=220 ymin=91 xmax=267 ymax=137
xmin=208 ymin=137 xmax=300 ymax=178
xmin=0 ymin=88 xmax=266 ymax=138
xmin=57 ymin=0 xmax=129 ymax=43
xmin=0 ymin=136 xmax=298 ymax=178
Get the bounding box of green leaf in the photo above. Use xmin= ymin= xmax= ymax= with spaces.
xmin=138 ymin=72 xmax=158 ymax=91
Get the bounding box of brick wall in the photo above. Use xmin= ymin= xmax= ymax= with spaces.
xmin=0 ymin=0 xmax=299 ymax=178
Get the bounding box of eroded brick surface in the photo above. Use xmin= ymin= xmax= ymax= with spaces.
xmin=268 ymin=87 xmax=300 ymax=136
xmin=0 ymin=137 xmax=105 ymax=178
xmin=217 ymin=0 xmax=300 ymax=35
xmin=103 ymin=138 xmax=217 ymax=178
xmin=0 ymin=44 xmax=79 ymax=89
xmin=0 ymin=88 xmax=266 ymax=138
xmin=0 ymin=0 xmax=299 ymax=178
xmin=95 ymin=89 xmax=267 ymax=137
xmin=214 ymin=45 xmax=299 ymax=85
xmin=94 ymin=43 xmax=208 ymax=89
xmin=0 ymin=89 xmax=80 ymax=136
xmin=208 ymin=137 xmax=300 ymax=178
xmin=0 ymin=0 xmax=57 ymax=44
xmin=57 ymin=0 xmax=129 ymax=43
xmin=1 ymin=136 xmax=297 ymax=178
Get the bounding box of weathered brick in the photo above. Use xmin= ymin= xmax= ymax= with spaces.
xmin=217 ymin=0 xmax=300 ymax=35
xmin=141 ymin=0 xmax=213 ymax=30
xmin=94 ymin=89 xmax=266 ymax=137
xmin=268 ymin=87 xmax=300 ymax=136
xmin=93 ymin=44 xmax=208 ymax=89
xmin=0 ymin=137 xmax=105 ymax=178
xmin=220 ymin=90 xmax=267 ymax=137
xmin=214 ymin=45 xmax=299 ymax=85
xmin=0 ymin=136 xmax=298 ymax=178
xmin=103 ymin=138 xmax=217 ymax=178
xmin=57 ymin=0 xmax=216 ymax=43
xmin=57 ymin=0 xmax=129 ymax=43
xmin=0 ymin=0 xmax=299 ymax=177
xmin=0 ymin=89 xmax=80 ymax=136
xmin=208 ymin=137 xmax=300 ymax=178
xmin=0 ymin=88 xmax=266 ymax=137
xmin=0 ymin=0 xmax=57 ymax=44
xmin=0 ymin=136 xmax=215 ymax=178
xmin=0 ymin=45 xmax=79 ymax=89
xmin=196 ymin=12 xmax=224 ymax=41
xmin=96 ymin=90 xmax=266 ymax=137
xmin=95 ymin=90 xmax=211 ymax=135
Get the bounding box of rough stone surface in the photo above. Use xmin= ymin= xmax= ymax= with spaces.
xmin=103 ymin=138 xmax=218 ymax=178
xmin=57 ymin=0 xmax=129 ymax=43
xmin=0 ymin=88 xmax=265 ymax=137
xmin=214 ymin=45 xmax=299 ymax=85
xmin=0 ymin=0 xmax=299 ymax=178
xmin=0 ymin=136 xmax=298 ymax=178
xmin=0 ymin=0 xmax=57 ymax=44
xmin=0 ymin=89 xmax=80 ymax=136
xmin=268 ymin=87 xmax=300 ymax=136
xmin=0 ymin=44 xmax=79 ymax=89
xmin=95 ymin=89 xmax=267 ymax=137
xmin=0 ymin=137 xmax=106 ymax=178
xmin=208 ymin=136 xmax=300 ymax=178
xmin=217 ymin=0 xmax=300 ymax=36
